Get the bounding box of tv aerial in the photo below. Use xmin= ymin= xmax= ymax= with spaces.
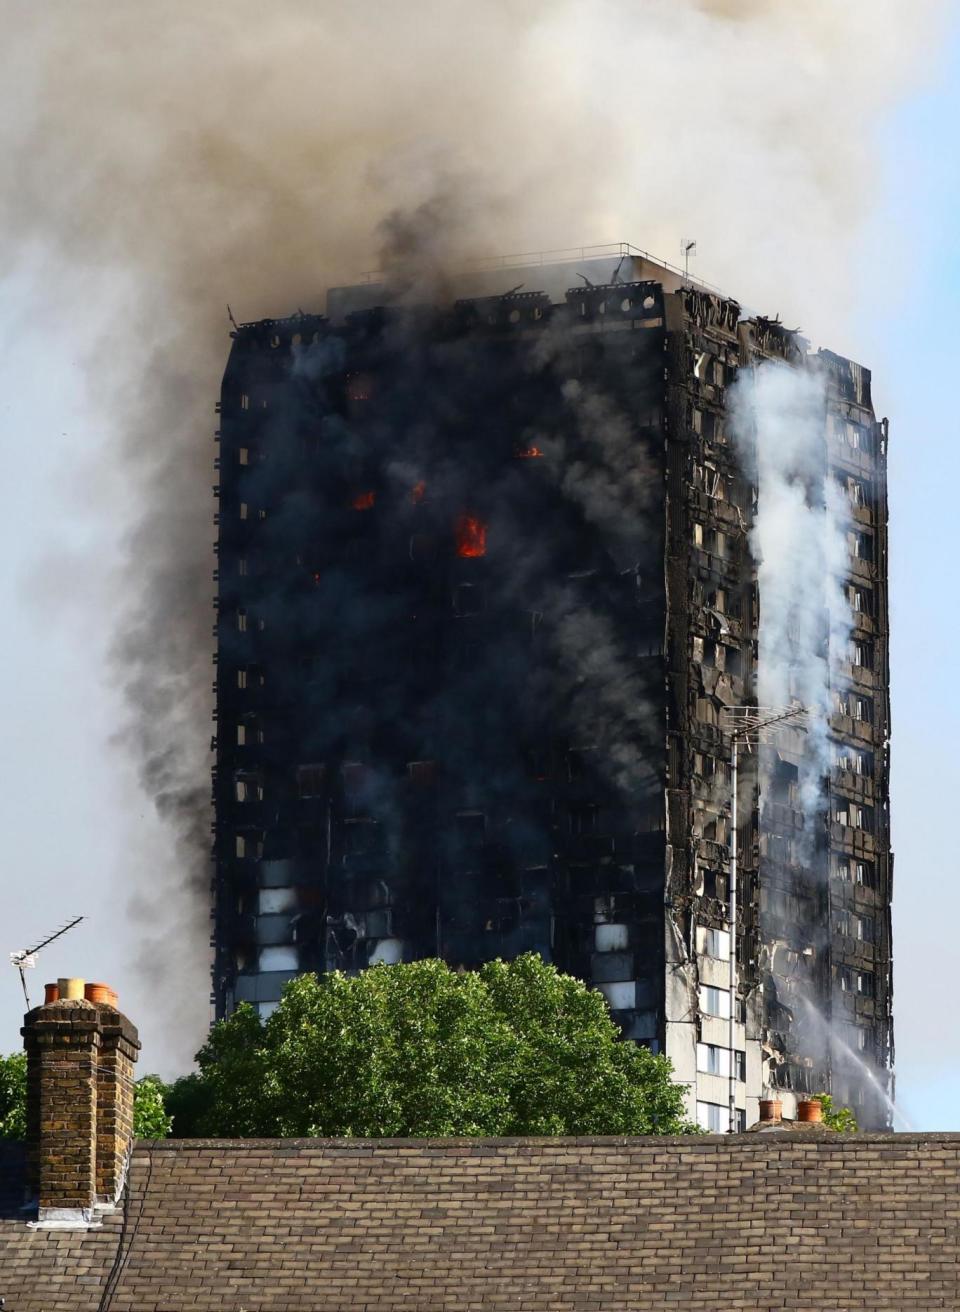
xmin=10 ymin=916 xmax=85 ymax=1008
xmin=681 ymin=238 xmax=697 ymax=279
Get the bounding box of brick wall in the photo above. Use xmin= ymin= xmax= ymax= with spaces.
xmin=20 ymin=998 xmax=139 ymax=1219
xmin=1 ymin=1133 xmax=958 ymax=1311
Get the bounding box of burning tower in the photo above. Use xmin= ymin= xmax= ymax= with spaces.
xmin=211 ymin=244 xmax=892 ymax=1128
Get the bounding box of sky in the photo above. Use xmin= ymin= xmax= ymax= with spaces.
xmin=1 ymin=6 xmax=958 ymax=1129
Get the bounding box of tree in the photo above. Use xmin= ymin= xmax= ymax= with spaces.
xmin=814 ymin=1092 xmax=858 ymax=1133
xmin=133 ymin=1075 xmax=174 ymax=1138
xmin=169 ymin=955 xmax=698 ymax=1138
xmin=0 ymin=1051 xmax=27 ymax=1140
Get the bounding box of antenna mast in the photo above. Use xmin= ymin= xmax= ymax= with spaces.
xmin=10 ymin=916 xmax=85 ymax=1009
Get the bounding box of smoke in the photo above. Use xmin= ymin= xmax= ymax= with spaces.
xmin=0 ymin=0 xmax=945 ymax=1069
xmin=730 ymin=360 xmax=852 ymax=820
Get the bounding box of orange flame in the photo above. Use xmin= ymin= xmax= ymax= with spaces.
xmin=514 ymin=445 xmax=544 ymax=459
xmin=352 ymin=490 xmax=376 ymax=510
xmin=456 ymin=513 xmax=487 ymax=558
xmin=412 ymin=480 xmax=426 ymax=504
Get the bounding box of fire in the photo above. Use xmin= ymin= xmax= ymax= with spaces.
xmin=352 ymin=490 xmax=376 ymax=510
xmin=514 ymin=445 xmax=544 ymax=459
xmin=412 ymin=480 xmax=426 ymax=504
xmin=455 ymin=513 xmax=487 ymax=558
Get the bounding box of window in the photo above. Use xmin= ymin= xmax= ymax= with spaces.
xmin=696 ymin=1101 xmax=727 ymax=1133
xmin=456 ymin=811 xmax=487 ymax=841
xmin=238 ymin=557 xmax=248 ymax=577
xmin=703 ymin=927 xmax=731 ymax=960
xmin=237 ymin=609 xmax=248 ymax=633
xmin=297 ymin=764 xmax=326 ymax=799
xmin=237 ymin=668 xmax=247 ymax=689
xmin=857 ymin=970 xmax=875 ymax=997
xmin=854 ymin=913 xmax=875 ymax=943
xmin=239 ymin=447 xmax=250 ymax=466
xmin=848 ymin=639 xmax=872 ymax=670
xmin=847 ymin=530 xmax=873 ymax=562
xmin=834 ymin=744 xmax=868 ymax=775
xmin=693 ymin=522 xmax=704 ymax=547
xmin=237 ymin=718 xmax=262 ymax=747
xmin=854 ymin=859 xmax=876 ymax=889
xmin=847 ymin=584 xmax=871 ymax=616
xmin=240 ymin=502 xmax=249 ymax=521
xmin=700 ymin=985 xmax=731 ymax=1019
xmin=235 ymin=831 xmax=263 ymax=860
xmin=240 ymin=392 xmax=250 ymax=410
xmin=234 ymin=775 xmax=263 ymax=804
xmin=838 ymin=966 xmax=853 ymax=992
xmin=697 ymin=1043 xmax=730 ymax=1077
xmin=568 ymin=803 xmax=600 ymax=836
xmin=454 ymin=583 xmax=485 ymax=616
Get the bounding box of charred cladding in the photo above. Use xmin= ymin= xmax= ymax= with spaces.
xmin=211 ymin=257 xmax=892 ymax=1130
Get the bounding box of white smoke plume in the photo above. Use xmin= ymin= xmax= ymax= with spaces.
xmin=730 ymin=360 xmax=852 ymax=819
xmin=0 ymin=0 xmax=945 ymax=1069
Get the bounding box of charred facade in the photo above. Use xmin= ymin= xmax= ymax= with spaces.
xmin=211 ymin=250 xmax=892 ymax=1128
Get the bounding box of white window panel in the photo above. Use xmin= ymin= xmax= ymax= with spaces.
xmin=700 ymin=984 xmax=731 ymax=1019
xmin=258 ymin=946 xmax=297 ymax=972
xmin=696 ymin=1101 xmax=726 ymax=1133
xmin=697 ymin=1043 xmax=731 ymax=1077
xmin=258 ymin=888 xmax=297 ymax=915
xmin=595 ymin=923 xmax=629 ymax=952
xmin=598 ymin=980 xmax=635 ymax=1010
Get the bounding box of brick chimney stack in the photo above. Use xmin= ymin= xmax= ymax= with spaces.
xmin=21 ymin=980 xmax=140 ymax=1229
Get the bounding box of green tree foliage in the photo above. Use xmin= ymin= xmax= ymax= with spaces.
xmin=0 ymin=1051 xmax=27 ymax=1140
xmin=168 ymin=955 xmax=698 ymax=1138
xmin=814 ymin=1092 xmax=859 ymax=1133
xmin=133 ymin=1075 xmax=174 ymax=1139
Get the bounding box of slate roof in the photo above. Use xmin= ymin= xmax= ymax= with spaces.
xmin=1 ymin=1133 xmax=959 ymax=1311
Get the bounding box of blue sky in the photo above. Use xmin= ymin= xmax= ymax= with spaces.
xmin=1 ymin=13 xmax=958 ymax=1126
xmin=856 ymin=27 xmax=960 ymax=1130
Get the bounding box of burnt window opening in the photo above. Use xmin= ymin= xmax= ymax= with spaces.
xmin=836 ymin=690 xmax=873 ymax=724
xmin=342 ymin=817 xmax=381 ymax=855
xmin=455 ymin=513 xmax=487 ymax=559
xmin=847 ymin=583 xmax=873 ymax=616
xmin=524 ymin=746 xmax=551 ymax=782
xmin=297 ymin=764 xmax=326 ymax=799
xmin=701 ymin=811 xmax=728 ymax=845
xmin=834 ymin=743 xmax=872 ymax=776
xmin=407 ymin=760 xmax=437 ymax=787
xmin=856 ymin=969 xmax=875 ymax=998
xmin=833 ymin=801 xmax=873 ymax=832
xmin=409 ymin=533 xmax=436 ymax=563
xmin=567 ymin=802 xmax=600 ymax=836
xmin=235 ymin=830 xmax=264 ymax=861
xmin=566 ymin=747 xmax=598 ymax=782
xmin=693 ymin=752 xmax=731 ymax=788
xmin=847 ymin=529 xmax=874 ymax=562
xmin=342 ymin=762 xmax=370 ymax=797
xmin=236 ymin=716 xmax=263 ymax=747
xmin=455 ymin=811 xmax=486 ymax=842
xmin=700 ymin=868 xmax=727 ymax=902
xmin=236 ymin=665 xmax=263 ymax=690
xmin=848 ymin=639 xmax=873 ymax=670
xmin=234 ymin=774 xmax=264 ymax=804
xmin=769 ymin=759 xmax=799 ymax=806
xmin=454 ymin=583 xmax=485 ymax=616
